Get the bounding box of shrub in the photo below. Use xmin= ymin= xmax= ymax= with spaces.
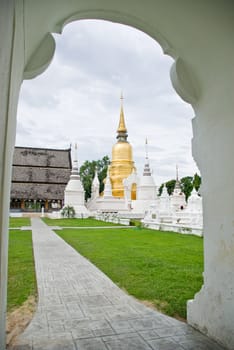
xmin=61 ymin=206 xmax=76 ymax=218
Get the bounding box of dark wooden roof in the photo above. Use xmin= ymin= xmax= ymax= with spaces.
xmin=12 ymin=166 xmax=70 ymax=184
xmin=13 ymin=146 xmax=72 ymax=168
xmin=11 ymin=147 xmax=72 ymax=200
xmin=11 ymin=183 xmax=66 ymax=200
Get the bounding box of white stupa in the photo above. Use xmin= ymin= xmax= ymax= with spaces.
xmin=91 ymin=167 xmax=100 ymax=200
xmin=142 ymin=169 xmax=203 ymax=236
xmin=185 ymin=187 xmax=203 ymax=227
xmin=103 ymin=165 xmax=113 ymax=198
xmin=137 ymin=138 xmax=157 ymax=201
xmin=64 ymin=144 xmax=89 ymax=218
xmin=170 ymin=165 xmax=186 ymax=211
xmin=129 ymin=139 xmax=157 ymax=216
xmin=88 ymin=165 xmax=126 ymax=213
xmin=157 ymin=184 xmax=173 ymax=223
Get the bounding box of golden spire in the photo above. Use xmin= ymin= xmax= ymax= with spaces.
xmin=117 ymin=93 xmax=127 ymax=134
xmin=110 ymin=93 xmax=135 ymax=198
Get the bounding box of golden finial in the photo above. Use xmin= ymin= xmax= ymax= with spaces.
xmin=117 ymin=93 xmax=127 ymax=133
xmin=120 ymin=92 xmax=124 ymax=105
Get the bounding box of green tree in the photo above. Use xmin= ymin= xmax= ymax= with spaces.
xmin=158 ymin=183 xmax=164 ymax=196
xmin=158 ymin=180 xmax=176 ymax=196
xmin=96 ymin=156 xmax=110 ymax=194
xmin=166 ymin=179 xmax=176 ymax=195
xmin=79 ymin=156 xmax=110 ymax=200
xmin=180 ymin=176 xmax=193 ymax=201
xmin=193 ymin=173 xmax=201 ymax=192
xmin=158 ymin=173 xmax=202 ymax=200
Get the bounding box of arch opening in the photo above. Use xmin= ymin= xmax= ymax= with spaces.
xmin=15 ymin=18 xmax=201 ymax=320
xmin=3 ymin=2 xmax=232 ymax=344
xmin=18 ymin=19 xmax=198 ymax=186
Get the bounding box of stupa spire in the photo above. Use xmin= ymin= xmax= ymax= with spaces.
xmin=143 ymin=137 xmax=151 ymax=176
xmin=117 ymin=93 xmax=128 ymax=141
xmin=145 ymin=137 xmax=149 ymax=160
xmin=71 ymin=143 xmax=79 ymax=178
xmin=174 ymin=164 xmax=181 ymax=190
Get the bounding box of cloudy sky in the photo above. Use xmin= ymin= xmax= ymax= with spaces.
xmin=16 ymin=20 xmax=199 ymax=185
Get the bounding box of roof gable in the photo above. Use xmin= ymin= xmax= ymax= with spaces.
xmin=13 ymin=147 xmax=72 ymax=168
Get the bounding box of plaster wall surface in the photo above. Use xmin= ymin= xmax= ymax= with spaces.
xmin=64 ymin=192 xmax=85 ymax=207
xmin=0 ymin=1 xmax=25 ymax=347
xmin=91 ymin=198 xmax=126 ymax=212
xmin=0 ymin=1 xmax=234 ymax=349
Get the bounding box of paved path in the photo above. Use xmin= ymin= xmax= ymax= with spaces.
xmin=12 ymin=218 xmax=225 ymax=350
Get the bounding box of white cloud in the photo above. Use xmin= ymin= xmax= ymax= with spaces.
xmin=16 ymin=19 xmax=199 ymax=185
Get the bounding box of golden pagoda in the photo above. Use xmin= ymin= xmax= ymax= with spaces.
xmin=109 ymin=95 xmax=136 ymax=198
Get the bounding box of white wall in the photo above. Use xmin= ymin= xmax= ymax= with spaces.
xmin=0 ymin=1 xmax=233 ymax=348
xmin=0 ymin=1 xmax=26 ymax=347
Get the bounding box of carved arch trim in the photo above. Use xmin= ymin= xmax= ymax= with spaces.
xmin=23 ymin=8 xmax=200 ymax=105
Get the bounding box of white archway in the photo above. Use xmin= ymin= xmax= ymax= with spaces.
xmin=1 ymin=1 xmax=234 ymax=349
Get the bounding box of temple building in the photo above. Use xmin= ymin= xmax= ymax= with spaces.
xmin=88 ymin=97 xmax=157 ymax=216
xmin=10 ymin=146 xmax=71 ymax=212
xmin=109 ymin=95 xmax=136 ymax=199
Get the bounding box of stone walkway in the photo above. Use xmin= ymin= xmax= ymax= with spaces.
xmin=12 ymin=218 xmax=225 ymax=350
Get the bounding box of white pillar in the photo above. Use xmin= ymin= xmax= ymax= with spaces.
xmin=0 ymin=1 xmax=24 ymax=348
xmin=187 ymin=90 xmax=234 ymax=348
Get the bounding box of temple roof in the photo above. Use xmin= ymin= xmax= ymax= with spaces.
xmin=11 ymin=166 xmax=70 ymax=184
xmin=11 ymin=146 xmax=72 ymax=200
xmin=11 ymin=183 xmax=66 ymax=200
xmin=13 ymin=146 xmax=71 ymax=168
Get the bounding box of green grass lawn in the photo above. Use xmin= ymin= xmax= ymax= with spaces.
xmin=56 ymin=227 xmax=203 ymax=319
xmin=7 ymin=229 xmax=36 ymax=311
xmin=43 ymin=217 xmax=122 ymax=227
xmin=9 ymin=217 xmax=31 ymax=228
